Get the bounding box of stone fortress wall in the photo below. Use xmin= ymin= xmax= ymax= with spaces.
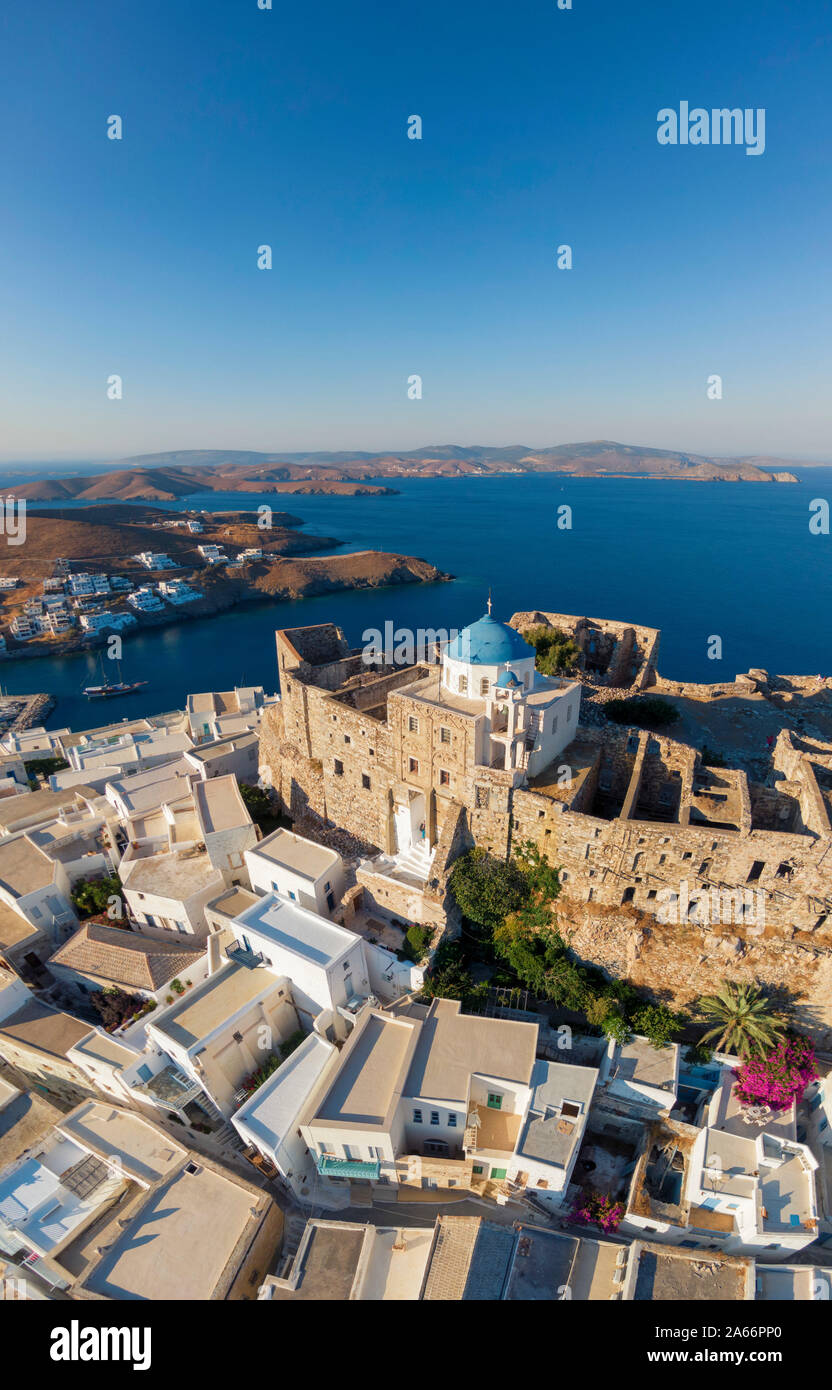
xmin=259 ymin=612 xmax=832 ymax=1043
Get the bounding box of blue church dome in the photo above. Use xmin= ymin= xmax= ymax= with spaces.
xmin=446 ymin=615 xmax=534 ymax=666
xmin=495 ymin=669 xmax=522 ymax=688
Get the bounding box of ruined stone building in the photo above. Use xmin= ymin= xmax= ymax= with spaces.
xmin=260 ymin=608 xmax=832 ymax=1042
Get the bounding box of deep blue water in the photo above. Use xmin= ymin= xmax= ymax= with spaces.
xmin=3 ymin=471 xmax=832 ymax=731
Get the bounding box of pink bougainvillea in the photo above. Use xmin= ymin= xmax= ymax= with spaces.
xmin=734 ymin=1035 xmax=818 ymax=1112
xmin=570 ymin=1190 xmax=624 ymax=1233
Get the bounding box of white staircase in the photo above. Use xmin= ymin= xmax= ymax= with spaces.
xmin=394 ymin=842 xmax=435 ymax=882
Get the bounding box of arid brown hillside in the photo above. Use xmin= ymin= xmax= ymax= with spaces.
xmin=11 ymin=439 xmax=802 ymax=502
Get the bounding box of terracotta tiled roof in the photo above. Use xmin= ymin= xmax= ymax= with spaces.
xmin=48 ymin=922 xmax=204 ymax=992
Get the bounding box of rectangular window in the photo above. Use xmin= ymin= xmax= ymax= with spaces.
xmin=472 ymin=1164 xmax=485 ymax=1175
xmin=458 ymin=675 xmax=467 ymax=693
xmin=344 ymin=734 xmax=351 ymax=744
xmin=413 ymin=1109 xmax=422 ymax=1124
xmin=362 ymin=773 xmax=371 ymax=789
xmin=439 ymin=769 xmax=450 ymax=787
xmin=491 ymin=1167 xmax=507 ymax=1180
xmin=440 ymin=726 xmax=451 ymax=743
xmin=430 ymin=1111 xmax=440 ymax=1126
xmin=487 ymin=1093 xmax=502 ymax=1110
xmin=409 ymin=756 xmax=419 ymax=774
xmin=448 ymin=1113 xmax=457 ymax=1127
xmin=333 ymin=758 xmax=344 ymax=775
xmin=479 ymin=677 xmax=489 ymax=696
xmin=408 ymin=715 xmax=419 ymax=732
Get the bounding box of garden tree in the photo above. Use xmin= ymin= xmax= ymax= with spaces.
xmin=448 ymin=847 xmax=529 ymax=933
xmin=604 ymin=696 xmax=679 ymax=728
xmin=402 ymin=923 xmax=432 ymax=962
xmin=421 ymin=942 xmax=486 ymax=1011
xmin=630 ymin=1002 xmax=688 ymax=1049
xmin=697 ymin=980 xmax=786 ymax=1058
xmin=91 ymin=987 xmax=144 ymax=1030
xmin=71 ymin=874 xmax=123 ymax=919
xmin=237 ymin=781 xmax=274 ymax=823
xmin=525 ymin=625 xmax=580 ymax=676
xmin=734 ymin=1035 xmax=818 ymax=1111
xmin=24 ymin=756 xmax=69 ymax=782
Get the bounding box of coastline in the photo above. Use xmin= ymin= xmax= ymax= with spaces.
xmin=0 ymin=556 xmax=454 ymax=666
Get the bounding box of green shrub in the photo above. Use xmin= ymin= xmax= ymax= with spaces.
xmin=604 ymin=696 xmax=679 ymax=728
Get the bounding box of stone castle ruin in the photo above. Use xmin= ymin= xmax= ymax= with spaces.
xmin=259 ymin=608 xmax=832 ymax=1043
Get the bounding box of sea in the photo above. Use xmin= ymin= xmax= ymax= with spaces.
xmin=1 ymin=469 xmax=831 ymax=732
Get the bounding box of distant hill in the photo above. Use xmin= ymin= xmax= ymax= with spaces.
xmin=11 ymin=440 xmax=802 ymax=502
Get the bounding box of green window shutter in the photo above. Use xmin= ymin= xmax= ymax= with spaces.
xmin=487 ymin=1093 xmax=502 ymax=1110
xmin=491 ymin=1168 xmax=507 ymax=1180
xmin=472 ymin=1164 xmax=485 ymax=1175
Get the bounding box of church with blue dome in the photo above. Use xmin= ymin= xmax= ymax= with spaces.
xmin=442 ymin=602 xmax=537 ymax=703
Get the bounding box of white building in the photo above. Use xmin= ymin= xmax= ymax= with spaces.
xmin=186 ymin=686 xmax=268 ymax=743
xmin=232 ymin=1031 xmax=337 ymax=1200
xmin=127 ymin=587 xmax=165 ymax=613
xmin=134 ymin=552 xmax=178 ymax=570
xmin=297 ymin=998 xmax=537 ymax=1202
xmin=198 ymin=544 xmax=227 ymax=565
xmin=505 ymin=1058 xmax=598 ymax=1209
xmin=245 ymin=828 xmax=344 ymax=917
xmin=600 ymin=1034 xmax=680 ymax=1113
xmin=230 ymin=892 xmax=370 ymax=1030
xmin=157 ymin=579 xmax=202 ymax=605
xmin=79 ymin=610 xmax=136 ymax=634
xmin=145 ymin=961 xmax=300 ymax=1118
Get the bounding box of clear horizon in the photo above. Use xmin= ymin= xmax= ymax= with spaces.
xmin=2 ymin=0 xmax=831 ymax=461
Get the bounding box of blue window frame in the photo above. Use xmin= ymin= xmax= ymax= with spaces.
xmin=413 ymin=1109 xmax=422 ymax=1124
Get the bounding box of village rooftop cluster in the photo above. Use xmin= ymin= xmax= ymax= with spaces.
xmin=0 ymin=607 xmax=831 ymax=1303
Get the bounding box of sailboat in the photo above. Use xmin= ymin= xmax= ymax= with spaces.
xmin=82 ymin=655 xmax=148 ymax=699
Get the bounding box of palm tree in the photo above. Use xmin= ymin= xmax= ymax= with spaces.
xmin=697 ymin=981 xmax=785 ymax=1059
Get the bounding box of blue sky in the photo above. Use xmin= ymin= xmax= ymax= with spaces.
xmin=1 ymin=0 xmax=831 ymax=462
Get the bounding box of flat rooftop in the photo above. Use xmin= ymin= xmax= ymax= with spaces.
xmin=517 ymin=1060 xmax=598 ymax=1169
xmin=236 ymin=891 xmax=357 ymax=967
xmin=633 ymin=1244 xmax=750 ymax=1301
xmin=757 ymin=1266 xmax=832 ymax=1300
xmin=207 ymin=885 xmax=260 ymax=920
xmin=313 ymin=1011 xmax=417 ymax=1129
xmin=404 ymin=998 xmax=537 ymax=1102
xmin=504 ymin=1225 xmax=623 ymax=1301
xmin=81 ymin=1162 xmax=271 ymax=1301
xmin=0 ymin=1000 xmax=92 ymax=1059
xmin=252 ymin=827 xmax=340 ymax=881
xmin=59 ymin=1101 xmax=186 ymax=1184
xmin=121 ymin=845 xmax=219 ymax=900
xmin=150 ymin=961 xmax=283 ymax=1050
xmin=611 ymin=1036 xmax=678 ymax=1094
xmin=69 ymin=1029 xmax=142 ymax=1072
xmin=193 ymin=774 xmax=248 ymax=834
xmin=0 ymin=900 xmax=41 ymax=950
xmin=235 ymin=1032 xmax=335 ymax=1150
xmin=0 ymin=1089 xmax=65 ymax=1171
xmin=0 ymin=835 xmax=55 ymax=895
xmin=107 ymin=762 xmax=193 ymax=814
xmin=267 ymin=1221 xmax=366 ymax=1301
xmin=710 ymin=1074 xmax=797 ymax=1144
